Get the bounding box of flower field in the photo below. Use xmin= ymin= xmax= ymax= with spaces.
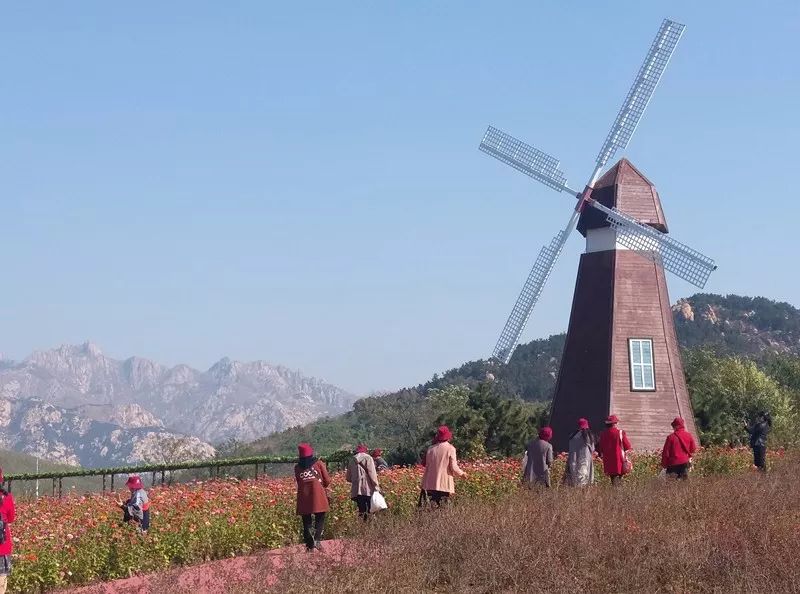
xmin=7 ymin=447 xmax=783 ymax=593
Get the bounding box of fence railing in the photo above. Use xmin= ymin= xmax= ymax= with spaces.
xmin=2 ymin=451 xmax=354 ymax=498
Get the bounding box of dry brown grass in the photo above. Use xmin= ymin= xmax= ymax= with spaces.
xmin=257 ymin=464 xmax=800 ymax=594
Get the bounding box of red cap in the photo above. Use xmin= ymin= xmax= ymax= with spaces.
xmin=372 ymin=449 xmax=383 ymax=457
xmin=435 ymin=425 xmax=453 ymax=442
xmin=671 ymin=417 xmax=685 ymax=429
xmin=126 ymin=475 xmax=143 ymax=490
xmin=538 ymin=426 xmax=553 ymax=442
xmin=298 ymin=443 xmax=314 ymax=458
xmin=355 ymin=444 xmax=369 ymax=454
xmin=605 ymin=415 xmax=620 ymax=425
xmin=577 ymin=418 xmax=590 ymax=430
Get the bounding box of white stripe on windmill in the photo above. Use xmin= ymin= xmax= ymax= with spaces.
xmin=480 ymin=18 xmax=717 ymax=365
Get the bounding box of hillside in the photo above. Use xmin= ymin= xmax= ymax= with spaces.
xmin=248 ymin=293 xmax=800 ymax=456
xmin=0 ymin=447 xmax=102 ymax=496
xmin=0 ymin=447 xmax=71 ymax=475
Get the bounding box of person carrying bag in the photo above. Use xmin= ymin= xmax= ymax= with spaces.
xmin=346 ymin=444 xmax=380 ymax=520
xmin=598 ymin=415 xmax=632 ymax=486
xmin=661 ymin=417 xmax=697 ymax=480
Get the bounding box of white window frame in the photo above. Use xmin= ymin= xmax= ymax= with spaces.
xmin=628 ymin=338 xmax=656 ymax=391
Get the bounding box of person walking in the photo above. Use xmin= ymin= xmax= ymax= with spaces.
xmin=745 ymin=411 xmax=772 ymax=471
xmin=421 ymin=425 xmax=467 ymax=507
xmin=523 ymin=426 xmax=554 ymax=488
xmin=372 ymin=449 xmax=389 ymax=472
xmin=117 ymin=475 xmax=151 ymax=533
xmin=294 ymin=443 xmax=331 ymax=551
xmin=598 ymin=415 xmax=632 ymax=486
xmin=565 ymin=418 xmax=595 ymax=487
xmin=0 ymin=471 xmax=15 ymax=594
xmin=346 ymin=444 xmax=379 ymax=519
xmin=661 ymin=417 xmax=697 ymax=480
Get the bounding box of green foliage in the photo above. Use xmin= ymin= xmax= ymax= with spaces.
xmin=763 ymin=354 xmax=800 ymax=392
xmin=430 ymin=385 xmax=488 ymax=459
xmin=462 ymin=383 xmax=547 ymax=457
xmin=685 ymin=349 xmax=798 ymax=447
xmin=247 ymin=382 xmax=547 ymax=463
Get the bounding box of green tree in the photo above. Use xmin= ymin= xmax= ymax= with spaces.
xmin=763 ymin=354 xmax=800 ymax=392
xmin=430 ymin=385 xmax=487 ymax=459
xmin=685 ymin=349 xmax=798 ymax=446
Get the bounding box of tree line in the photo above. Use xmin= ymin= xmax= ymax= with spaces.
xmin=244 ymin=349 xmax=800 ymax=463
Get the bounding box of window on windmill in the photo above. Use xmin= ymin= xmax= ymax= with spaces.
xmin=628 ymin=338 xmax=655 ymax=391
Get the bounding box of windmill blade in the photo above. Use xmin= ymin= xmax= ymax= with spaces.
xmin=589 ymin=201 xmax=716 ymax=288
xmin=493 ymin=210 xmax=581 ymax=364
xmin=480 ymin=126 xmax=572 ymax=193
xmin=595 ymin=19 xmax=686 ymax=170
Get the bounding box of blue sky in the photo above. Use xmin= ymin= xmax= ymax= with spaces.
xmin=1 ymin=2 xmax=797 ymax=394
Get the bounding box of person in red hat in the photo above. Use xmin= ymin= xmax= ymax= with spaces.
xmin=420 ymin=426 xmax=466 ymax=507
xmin=523 ymin=427 xmax=554 ymax=488
xmin=565 ymin=418 xmax=596 ymax=487
xmin=597 ymin=415 xmax=632 ymax=486
xmin=346 ymin=444 xmax=380 ymax=519
xmin=117 ymin=474 xmax=150 ymax=532
xmin=0 ymin=469 xmax=16 ymax=594
xmin=372 ymin=449 xmax=389 ymax=472
xmin=661 ymin=417 xmax=697 ymax=480
xmin=294 ymin=443 xmax=331 ymax=550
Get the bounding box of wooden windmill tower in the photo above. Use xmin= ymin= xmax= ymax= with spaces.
xmin=478 ymin=19 xmax=716 ymax=451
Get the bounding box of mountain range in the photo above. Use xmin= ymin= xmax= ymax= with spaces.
xmin=0 ymin=343 xmax=355 ymax=467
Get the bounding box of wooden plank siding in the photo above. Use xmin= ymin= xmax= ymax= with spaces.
xmin=550 ymin=159 xmax=697 ymax=453
xmin=609 ymin=252 xmax=696 ymax=450
xmin=577 ymin=158 xmax=668 ymax=236
xmin=549 ymin=251 xmax=616 ymax=452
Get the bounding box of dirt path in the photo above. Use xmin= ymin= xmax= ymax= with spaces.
xmin=63 ymin=540 xmax=354 ymax=594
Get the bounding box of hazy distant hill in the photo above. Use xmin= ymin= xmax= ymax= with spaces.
xmin=248 ymin=294 xmax=800 ymax=455
xmin=0 ymin=343 xmax=355 ymax=466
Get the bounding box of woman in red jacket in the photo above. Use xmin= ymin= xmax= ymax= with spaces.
xmin=661 ymin=417 xmax=697 ymax=480
xmin=597 ymin=415 xmax=632 ymax=486
xmin=294 ymin=443 xmax=331 ymax=551
xmin=0 ymin=470 xmax=15 ymax=594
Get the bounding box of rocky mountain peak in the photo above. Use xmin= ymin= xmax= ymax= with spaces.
xmin=123 ymin=356 xmax=166 ymax=390
xmin=82 ymin=341 xmax=103 ymax=358
xmin=209 ymin=357 xmax=239 ymax=381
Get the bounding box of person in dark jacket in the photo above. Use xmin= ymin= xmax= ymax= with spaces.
xmin=294 ymin=443 xmax=331 ymax=551
xmin=745 ymin=411 xmax=771 ymax=471
xmin=661 ymin=417 xmax=697 ymax=479
xmin=523 ymin=427 xmax=554 ymax=488
xmin=372 ymin=449 xmax=389 ymax=472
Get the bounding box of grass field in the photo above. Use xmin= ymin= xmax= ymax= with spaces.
xmin=268 ymin=464 xmax=800 ymax=593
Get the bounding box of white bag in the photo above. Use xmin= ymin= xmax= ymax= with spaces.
xmin=370 ymin=489 xmax=388 ymax=513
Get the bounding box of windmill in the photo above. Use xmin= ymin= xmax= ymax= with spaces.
xmin=479 ymin=19 xmax=716 ymax=449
